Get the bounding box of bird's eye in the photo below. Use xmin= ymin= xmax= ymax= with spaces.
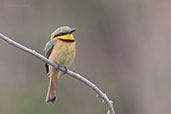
xmin=59 ymin=33 xmax=63 ymax=36
xmin=53 ymin=32 xmax=67 ymax=38
xmin=59 ymin=32 xmax=67 ymax=36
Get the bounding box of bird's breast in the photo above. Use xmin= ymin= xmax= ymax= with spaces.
xmin=49 ymin=40 xmax=76 ymax=67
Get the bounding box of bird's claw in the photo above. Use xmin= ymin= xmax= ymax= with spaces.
xmin=63 ymin=67 xmax=68 ymax=75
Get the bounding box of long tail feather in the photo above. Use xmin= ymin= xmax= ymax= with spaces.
xmin=46 ymin=70 xmax=60 ymax=103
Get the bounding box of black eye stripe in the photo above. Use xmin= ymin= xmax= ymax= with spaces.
xmin=61 ymin=33 xmax=68 ymax=35
xmin=53 ymin=32 xmax=68 ymax=38
xmin=53 ymin=34 xmax=60 ymax=38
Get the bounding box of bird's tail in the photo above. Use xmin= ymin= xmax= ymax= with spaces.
xmin=46 ymin=70 xmax=60 ymax=103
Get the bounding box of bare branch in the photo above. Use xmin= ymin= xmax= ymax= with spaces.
xmin=0 ymin=33 xmax=115 ymax=114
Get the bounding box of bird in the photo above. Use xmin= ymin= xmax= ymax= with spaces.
xmin=44 ymin=26 xmax=77 ymax=103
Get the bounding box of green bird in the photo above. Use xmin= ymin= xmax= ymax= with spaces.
xmin=44 ymin=26 xmax=77 ymax=103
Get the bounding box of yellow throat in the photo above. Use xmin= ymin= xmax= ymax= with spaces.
xmin=53 ymin=34 xmax=74 ymax=40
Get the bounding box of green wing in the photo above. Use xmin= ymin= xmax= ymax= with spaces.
xmin=44 ymin=40 xmax=56 ymax=58
xmin=44 ymin=40 xmax=56 ymax=74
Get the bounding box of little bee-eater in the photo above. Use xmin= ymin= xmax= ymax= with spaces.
xmin=44 ymin=26 xmax=76 ymax=103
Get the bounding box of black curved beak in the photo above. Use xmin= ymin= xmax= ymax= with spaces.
xmin=69 ymin=28 xmax=77 ymax=34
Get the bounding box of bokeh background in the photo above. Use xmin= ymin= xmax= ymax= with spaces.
xmin=0 ymin=0 xmax=171 ymax=114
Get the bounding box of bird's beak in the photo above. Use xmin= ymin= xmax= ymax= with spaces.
xmin=69 ymin=28 xmax=77 ymax=34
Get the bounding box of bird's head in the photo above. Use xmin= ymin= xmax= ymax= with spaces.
xmin=51 ymin=26 xmax=77 ymax=41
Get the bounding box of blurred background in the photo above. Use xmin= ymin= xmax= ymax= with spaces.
xmin=0 ymin=0 xmax=171 ymax=114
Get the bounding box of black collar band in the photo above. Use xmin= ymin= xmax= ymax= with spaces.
xmin=59 ymin=39 xmax=75 ymax=42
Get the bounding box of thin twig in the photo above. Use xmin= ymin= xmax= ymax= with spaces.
xmin=0 ymin=33 xmax=115 ymax=114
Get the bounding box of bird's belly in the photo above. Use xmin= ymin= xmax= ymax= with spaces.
xmin=56 ymin=50 xmax=75 ymax=67
xmin=49 ymin=43 xmax=75 ymax=67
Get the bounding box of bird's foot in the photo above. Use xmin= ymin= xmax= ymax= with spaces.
xmin=63 ymin=67 xmax=68 ymax=75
